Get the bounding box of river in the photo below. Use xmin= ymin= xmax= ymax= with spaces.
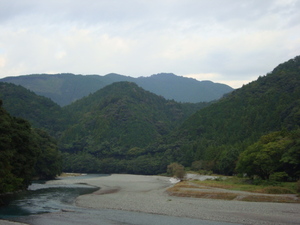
xmin=0 ymin=174 xmax=240 ymax=225
xmin=0 ymin=174 xmax=103 ymax=219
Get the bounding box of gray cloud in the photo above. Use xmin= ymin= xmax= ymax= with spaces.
xmin=0 ymin=0 xmax=299 ymax=88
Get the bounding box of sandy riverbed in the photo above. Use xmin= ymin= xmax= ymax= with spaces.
xmin=7 ymin=174 xmax=300 ymax=225
xmin=40 ymin=174 xmax=300 ymax=225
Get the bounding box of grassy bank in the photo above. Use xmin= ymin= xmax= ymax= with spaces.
xmin=167 ymin=176 xmax=300 ymax=203
xmin=192 ymin=177 xmax=298 ymax=194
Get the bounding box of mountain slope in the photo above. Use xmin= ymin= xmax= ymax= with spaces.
xmin=0 ymin=82 xmax=63 ymax=135
xmin=1 ymin=73 xmax=233 ymax=106
xmin=0 ymin=100 xmax=61 ymax=194
xmin=135 ymin=73 xmax=232 ymax=102
xmin=60 ymin=81 xmax=207 ymax=149
xmin=59 ymin=82 xmax=209 ymax=173
xmin=165 ymin=56 xmax=300 ymax=175
xmin=0 ymin=74 xmax=108 ymax=106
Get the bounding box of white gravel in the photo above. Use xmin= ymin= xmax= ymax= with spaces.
xmin=44 ymin=174 xmax=300 ymax=225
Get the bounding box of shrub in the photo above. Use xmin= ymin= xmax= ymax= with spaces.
xmin=269 ymin=172 xmax=288 ymax=182
xmin=167 ymin=162 xmax=186 ymax=180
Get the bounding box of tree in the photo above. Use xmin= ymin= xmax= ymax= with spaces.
xmin=33 ymin=129 xmax=62 ymax=179
xmin=167 ymin=162 xmax=186 ymax=180
xmin=0 ymin=100 xmax=62 ymax=194
xmin=236 ymin=130 xmax=300 ymax=180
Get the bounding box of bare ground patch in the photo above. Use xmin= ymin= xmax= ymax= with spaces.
xmin=167 ymin=181 xmax=300 ymax=203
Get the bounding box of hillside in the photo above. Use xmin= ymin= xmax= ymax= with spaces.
xmin=0 ymin=80 xmax=209 ymax=174
xmin=1 ymin=56 xmax=299 ymax=178
xmin=0 ymin=73 xmax=233 ymax=106
xmin=0 ymin=82 xmax=63 ymax=136
xmin=164 ymin=56 xmax=300 ymax=176
xmin=0 ymin=74 xmax=108 ymax=107
xmin=135 ymin=73 xmax=232 ymax=103
xmin=60 ymin=82 xmax=209 ymax=173
xmin=0 ymin=100 xmax=61 ymax=194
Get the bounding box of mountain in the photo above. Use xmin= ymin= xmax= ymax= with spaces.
xmin=163 ymin=56 xmax=300 ymax=176
xmin=135 ymin=73 xmax=232 ymax=103
xmin=1 ymin=56 xmax=299 ymax=178
xmin=0 ymin=73 xmax=233 ymax=106
xmin=0 ymin=73 xmax=108 ymax=107
xmin=0 ymin=82 xmax=63 ymax=136
xmin=59 ymin=82 xmax=209 ymax=173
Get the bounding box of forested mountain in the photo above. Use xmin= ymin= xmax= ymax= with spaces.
xmin=60 ymin=82 xmax=209 ymax=173
xmin=0 ymin=74 xmax=108 ymax=107
xmin=164 ymin=56 xmax=300 ymax=177
xmin=0 ymin=101 xmax=61 ymax=195
xmin=135 ymin=73 xmax=232 ymax=103
xmin=0 ymin=56 xmax=299 ymax=180
xmin=0 ymin=73 xmax=233 ymax=106
xmin=0 ymin=80 xmax=209 ymax=174
xmin=0 ymin=82 xmax=63 ymax=136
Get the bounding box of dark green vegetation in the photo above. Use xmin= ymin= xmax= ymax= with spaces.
xmin=166 ymin=56 xmax=300 ymax=180
xmin=60 ymin=82 xmax=209 ymax=173
xmin=0 ymin=81 xmax=208 ymax=176
xmin=0 ymin=83 xmax=63 ymax=136
xmin=0 ymin=56 xmax=300 ymax=192
xmin=0 ymin=101 xmax=61 ymax=194
xmin=236 ymin=130 xmax=300 ymax=180
xmin=0 ymin=73 xmax=233 ymax=106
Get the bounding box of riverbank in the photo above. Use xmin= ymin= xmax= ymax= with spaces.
xmin=7 ymin=174 xmax=300 ymax=224
xmin=46 ymin=174 xmax=300 ymax=224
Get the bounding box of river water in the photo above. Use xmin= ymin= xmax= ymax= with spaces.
xmin=0 ymin=174 xmax=102 ymax=219
xmin=0 ymin=174 xmax=240 ymax=225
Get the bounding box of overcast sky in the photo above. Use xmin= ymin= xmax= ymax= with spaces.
xmin=0 ymin=0 xmax=299 ymax=88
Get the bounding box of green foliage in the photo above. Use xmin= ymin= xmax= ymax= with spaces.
xmin=236 ymin=130 xmax=300 ymax=180
xmin=0 ymin=104 xmax=37 ymax=193
xmin=165 ymin=56 xmax=300 ymax=177
xmin=33 ymin=129 xmax=62 ymax=179
xmin=0 ymin=101 xmax=61 ymax=194
xmin=58 ymin=82 xmax=207 ymax=174
xmin=167 ymin=162 xmax=186 ymax=179
xmin=0 ymin=82 xmax=63 ymax=137
xmin=269 ymin=172 xmax=289 ymax=182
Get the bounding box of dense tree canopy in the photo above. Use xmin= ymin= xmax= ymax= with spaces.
xmin=164 ymin=56 xmax=300 ymax=177
xmin=236 ymin=130 xmax=300 ymax=180
xmin=0 ymin=100 xmax=61 ymax=194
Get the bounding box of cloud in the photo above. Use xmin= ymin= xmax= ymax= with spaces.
xmin=0 ymin=0 xmax=299 ymax=88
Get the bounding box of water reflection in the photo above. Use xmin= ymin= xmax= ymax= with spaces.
xmin=0 ymin=174 xmax=104 ymax=219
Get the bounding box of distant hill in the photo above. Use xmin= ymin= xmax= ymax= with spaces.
xmin=163 ymin=55 xmax=300 ymax=175
xmin=0 ymin=73 xmax=233 ymax=106
xmin=135 ymin=73 xmax=232 ymax=103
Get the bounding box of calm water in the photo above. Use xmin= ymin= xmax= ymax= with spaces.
xmin=0 ymin=174 xmax=103 ymax=219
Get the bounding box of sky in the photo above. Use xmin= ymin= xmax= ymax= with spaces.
xmin=0 ymin=0 xmax=299 ymax=88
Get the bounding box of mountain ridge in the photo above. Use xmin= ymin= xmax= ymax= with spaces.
xmin=0 ymin=73 xmax=233 ymax=106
